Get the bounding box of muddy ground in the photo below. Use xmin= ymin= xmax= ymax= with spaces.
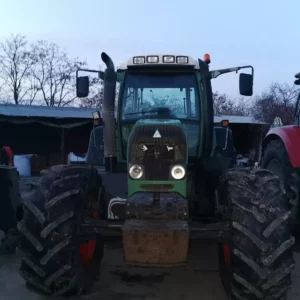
xmin=0 ymin=177 xmax=299 ymax=300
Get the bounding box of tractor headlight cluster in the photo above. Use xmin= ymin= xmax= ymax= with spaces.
xmin=171 ymin=165 xmax=186 ymax=180
xmin=133 ymin=55 xmax=189 ymax=64
xmin=129 ymin=164 xmax=143 ymax=179
xmin=147 ymin=56 xmax=159 ymax=63
xmin=133 ymin=56 xmax=145 ymax=64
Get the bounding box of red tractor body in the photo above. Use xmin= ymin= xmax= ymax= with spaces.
xmin=263 ymin=125 xmax=300 ymax=168
xmin=261 ymin=72 xmax=300 ymax=241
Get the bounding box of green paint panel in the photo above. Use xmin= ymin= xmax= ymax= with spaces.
xmin=128 ymin=178 xmax=186 ymax=198
xmin=134 ymin=119 xmax=182 ymax=127
xmin=127 ymin=118 xmax=188 ymax=196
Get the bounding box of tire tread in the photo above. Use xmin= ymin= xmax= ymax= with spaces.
xmin=219 ymin=168 xmax=294 ymax=300
xmin=17 ymin=165 xmax=103 ymax=296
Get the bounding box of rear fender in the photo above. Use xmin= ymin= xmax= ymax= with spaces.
xmin=263 ymin=126 xmax=300 ymax=168
xmin=86 ymin=126 xmax=104 ymax=166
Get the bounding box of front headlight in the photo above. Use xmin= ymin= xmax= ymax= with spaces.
xmin=171 ymin=165 xmax=186 ymax=180
xmin=129 ymin=164 xmax=143 ymax=179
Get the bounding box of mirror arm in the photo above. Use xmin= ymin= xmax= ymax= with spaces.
xmin=76 ymin=68 xmax=105 ymax=80
xmin=210 ymin=65 xmax=254 ymax=79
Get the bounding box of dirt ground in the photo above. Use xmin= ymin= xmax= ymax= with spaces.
xmin=0 ymin=239 xmax=299 ymax=300
xmin=0 ymin=177 xmax=299 ymax=299
xmin=0 ymin=240 xmax=225 ymax=300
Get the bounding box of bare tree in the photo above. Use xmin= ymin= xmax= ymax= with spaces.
xmin=213 ymin=91 xmax=254 ymax=116
xmin=251 ymin=82 xmax=299 ymax=125
xmin=31 ymin=40 xmax=86 ymax=106
xmin=0 ymin=34 xmax=35 ymax=104
xmin=0 ymin=79 xmax=7 ymax=101
xmin=213 ymin=92 xmax=230 ymax=114
xmin=80 ymin=80 xmax=120 ymax=113
xmin=80 ymin=88 xmax=103 ymax=109
xmin=269 ymin=82 xmax=298 ymax=124
xmin=25 ymin=75 xmax=40 ymax=105
xmin=233 ymin=97 xmax=252 ymax=116
xmin=213 ymin=91 xmax=246 ymax=115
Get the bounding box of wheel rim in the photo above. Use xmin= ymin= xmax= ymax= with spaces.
xmin=267 ymin=159 xmax=284 ymax=188
xmin=79 ymin=193 xmax=99 ymax=265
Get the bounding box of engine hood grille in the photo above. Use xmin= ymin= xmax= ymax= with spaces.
xmin=128 ymin=123 xmax=187 ymax=180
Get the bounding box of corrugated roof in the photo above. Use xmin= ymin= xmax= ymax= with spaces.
xmin=0 ymin=104 xmax=96 ymax=119
xmin=0 ymin=104 xmax=267 ymax=125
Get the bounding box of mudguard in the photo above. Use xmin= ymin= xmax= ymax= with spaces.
xmin=263 ymin=125 xmax=300 ymax=168
xmin=0 ymin=166 xmax=22 ymax=233
xmin=86 ymin=126 xmax=104 ymax=166
xmin=214 ymin=126 xmax=236 ymax=166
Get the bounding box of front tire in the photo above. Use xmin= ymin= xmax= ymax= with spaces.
xmin=17 ymin=165 xmax=104 ymax=296
xmin=218 ymin=168 xmax=295 ymax=300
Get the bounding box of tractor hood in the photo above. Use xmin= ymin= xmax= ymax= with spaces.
xmin=127 ymin=119 xmax=188 ymax=181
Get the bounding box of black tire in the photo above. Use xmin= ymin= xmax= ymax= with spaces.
xmin=17 ymin=165 xmax=104 ymax=296
xmin=218 ymin=168 xmax=295 ymax=300
xmin=262 ymin=139 xmax=300 ymax=240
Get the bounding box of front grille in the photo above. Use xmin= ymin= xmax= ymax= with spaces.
xmin=128 ymin=124 xmax=186 ymax=180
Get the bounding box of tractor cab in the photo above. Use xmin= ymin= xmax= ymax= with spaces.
xmin=117 ymin=55 xmax=202 ymax=163
xmin=76 ymin=53 xmax=254 ymax=172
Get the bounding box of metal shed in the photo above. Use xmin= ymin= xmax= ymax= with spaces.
xmin=0 ymin=104 xmax=96 ymax=172
xmin=214 ymin=114 xmax=270 ymax=164
xmin=0 ymin=104 xmax=269 ymax=171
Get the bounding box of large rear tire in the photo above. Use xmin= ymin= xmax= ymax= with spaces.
xmin=17 ymin=165 xmax=104 ymax=296
xmin=262 ymin=139 xmax=300 ymax=240
xmin=218 ymin=168 xmax=295 ymax=300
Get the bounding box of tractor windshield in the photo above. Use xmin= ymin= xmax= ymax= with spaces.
xmin=120 ymin=72 xmax=200 ymax=120
xmin=119 ymin=72 xmax=201 ymax=158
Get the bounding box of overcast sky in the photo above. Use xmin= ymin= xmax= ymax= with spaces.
xmin=0 ymin=0 xmax=299 ymax=98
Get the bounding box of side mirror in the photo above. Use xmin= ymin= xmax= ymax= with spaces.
xmin=239 ymin=73 xmax=253 ymax=96
xmin=76 ymin=76 xmax=89 ymax=98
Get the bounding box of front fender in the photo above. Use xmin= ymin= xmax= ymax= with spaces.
xmin=263 ymin=125 xmax=300 ymax=168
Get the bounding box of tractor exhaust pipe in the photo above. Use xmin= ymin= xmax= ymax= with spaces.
xmin=101 ymin=52 xmax=117 ymax=172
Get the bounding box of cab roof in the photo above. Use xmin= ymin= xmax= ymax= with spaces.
xmin=118 ymin=54 xmax=200 ymax=70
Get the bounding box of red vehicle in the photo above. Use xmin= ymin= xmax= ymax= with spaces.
xmin=1 ymin=146 xmax=14 ymax=166
xmin=261 ymin=72 xmax=300 ymax=239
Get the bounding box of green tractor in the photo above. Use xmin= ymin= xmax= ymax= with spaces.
xmin=17 ymin=53 xmax=295 ymax=299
